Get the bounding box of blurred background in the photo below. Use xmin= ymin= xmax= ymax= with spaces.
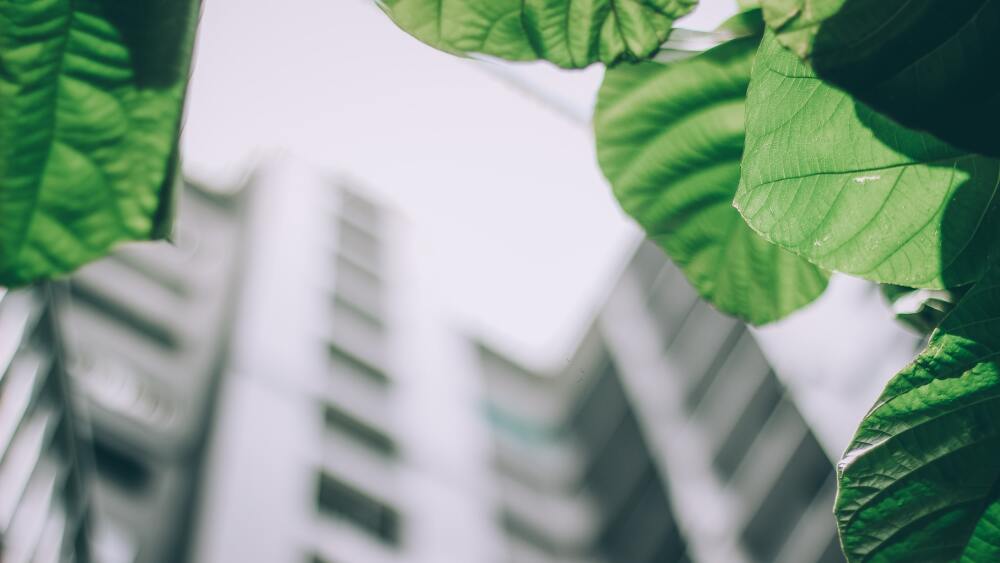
xmin=0 ymin=1 xmax=929 ymax=562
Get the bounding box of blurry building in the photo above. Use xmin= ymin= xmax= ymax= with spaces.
xmin=0 ymin=287 xmax=92 ymax=563
xmin=57 ymin=180 xmax=249 ymax=563
xmin=191 ymin=158 xmax=503 ymax=563
xmin=476 ymin=241 xmax=845 ymax=563
xmin=478 ymin=331 xmax=688 ymax=563
xmin=3 ymin=160 xmax=861 ymax=563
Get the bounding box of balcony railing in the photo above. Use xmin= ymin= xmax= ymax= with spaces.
xmin=0 ymin=286 xmax=93 ymax=563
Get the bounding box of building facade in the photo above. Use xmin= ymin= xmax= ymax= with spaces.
xmin=190 ymin=157 xmax=503 ymax=563
xmin=57 ymin=179 xmax=248 ymax=563
xmin=478 ymin=332 xmax=688 ymax=563
xmin=477 ymin=241 xmax=846 ymax=563
xmin=2 ymin=159 xmax=905 ymax=563
xmin=0 ymin=287 xmax=92 ymax=563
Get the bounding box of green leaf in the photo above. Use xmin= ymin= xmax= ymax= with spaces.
xmin=760 ymin=0 xmax=1000 ymax=157
xmin=836 ymin=261 xmax=1000 ymax=562
xmin=377 ymin=0 xmax=698 ymax=68
xmin=0 ymin=0 xmax=201 ymax=287
xmin=595 ymin=15 xmax=828 ymax=325
xmin=736 ymin=32 xmax=1000 ymax=290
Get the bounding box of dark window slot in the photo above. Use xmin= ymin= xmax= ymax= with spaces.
xmin=110 ymin=252 xmax=190 ymax=298
xmin=684 ymin=324 xmax=745 ymax=412
xmin=328 ymin=343 xmax=389 ymax=386
xmin=333 ymin=294 xmax=383 ymax=333
xmin=499 ymin=510 xmax=564 ymax=556
xmin=598 ymin=467 xmax=682 ymax=563
xmin=69 ymin=283 xmax=179 ymax=351
xmin=661 ymin=298 xmax=701 ymax=352
xmin=570 ymin=363 xmax=627 ymax=450
xmin=650 ymin=532 xmax=690 ymax=563
xmin=336 ymin=253 xmax=382 ymax=290
xmin=316 ymin=473 xmax=401 ymax=546
xmin=338 ymin=218 xmax=380 ymax=263
xmin=323 ymin=404 xmax=396 ymax=457
xmin=582 ymin=413 xmax=650 ymax=517
xmin=712 ymin=374 xmax=783 ymax=480
xmin=93 ymin=439 xmax=151 ymax=493
xmin=484 ymin=402 xmax=563 ymax=445
xmin=340 ymin=189 xmax=381 ymax=228
xmin=741 ymin=432 xmax=835 ymax=563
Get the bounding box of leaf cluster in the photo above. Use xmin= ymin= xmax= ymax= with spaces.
xmin=0 ymin=0 xmax=200 ymax=286
xmin=3 ymin=1 xmax=998 ymax=560
xmin=378 ymin=1 xmax=1000 ymax=560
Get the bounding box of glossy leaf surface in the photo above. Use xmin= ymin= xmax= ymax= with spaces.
xmin=378 ymin=0 xmax=698 ymax=68
xmin=0 ymin=0 xmax=200 ymax=286
xmin=760 ymin=0 xmax=1000 ymax=156
xmin=736 ymin=33 xmax=1000 ymax=289
xmin=837 ymin=261 xmax=1000 ymax=562
xmin=596 ymin=16 xmax=827 ymax=324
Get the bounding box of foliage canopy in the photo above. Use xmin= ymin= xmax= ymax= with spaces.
xmin=3 ymin=1 xmax=999 ymax=560
xmin=0 ymin=0 xmax=200 ymax=286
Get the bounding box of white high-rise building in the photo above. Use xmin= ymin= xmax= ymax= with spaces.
xmin=191 ymin=157 xmax=504 ymax=563
xmin=58 ymin=178 xmax=248 ymax=563
xmin=476 ymin=241 xmax=854 ymax=563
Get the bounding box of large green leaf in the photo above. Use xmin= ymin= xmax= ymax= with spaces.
xmin=836 ymin=261 xmax=1000 ymax=562
xmin=0 ymin=0 xmax=201 ymax=287
xmin=759 ymin=0 xmax=1000 ymax=157
xmin=736 ymin=32 xmax=1000 ymax=290
xmin=596 ymin=14 xmax=827 ymax=325
xmin=377 ymin=0 xmax=698 ymax=68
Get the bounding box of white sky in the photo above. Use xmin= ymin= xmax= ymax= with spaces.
xmin=181 ymin=0 xmax=739 ymax=366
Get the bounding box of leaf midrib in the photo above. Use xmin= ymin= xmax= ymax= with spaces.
xmin=8 ymin=0 xmax=76 ymax=274
xmin=745 ymin=154 xmax=978 ymax=191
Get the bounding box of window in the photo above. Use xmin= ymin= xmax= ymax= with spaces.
xmin=110 ymin=252 xmax=189 ymax=298
xmin=332 ymin=294 xmax=383 ymax=335
xmin=93 ymin=438 xmax=151 ymax=493
xmin=712 ymin=374 xmax=783 ymax=480
xmin=330 ymin=294 xmax=385 ymax=362
xmin=337 ymin=219 xmax=380 ymax=272
xmin=664 ymin=302 xmax=739 ymax=391
xmin=684 ymin=324 xmax=745 ymax=412
xmin=68 ymin=282 xmax=179 ymax=350
xmin=340 ymin=189 xmax=381 ymax=229
xmin=316 ymin=473 xmax=401 ymax=546
xmin=499 ymin=509 xmax=562 ymax=556
xmin=328 ymin=343 xmax=389 ymax=387
xmin=484 ymin=402 xmax=564 ymax=446
xmin=741 ymin=433 xmax=834 ymax=563
xmin=599 ymin=467 xmax=683 ymax=563
xmin=629 ymin=242 xmax=668 ymax=293
xmin=650 ymin=534 xmax=690 ymax=563
xmin=583 ymin=412 xmax=650 ymax=516
xmin=334 ymin=254 xmax=382 ymax=315
xmin=648 ymin=269 xmax=699 ymax=346
xmin=570 ymin=364 xmax=628 ymax=452
xmin=323 ymin=404 xmax=396 ymax=457
xmin=336 ymin=253 xmax=380 ymax=288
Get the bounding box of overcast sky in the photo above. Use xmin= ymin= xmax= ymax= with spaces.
xmin=182 ymin=0 xmax=738 ymax=366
